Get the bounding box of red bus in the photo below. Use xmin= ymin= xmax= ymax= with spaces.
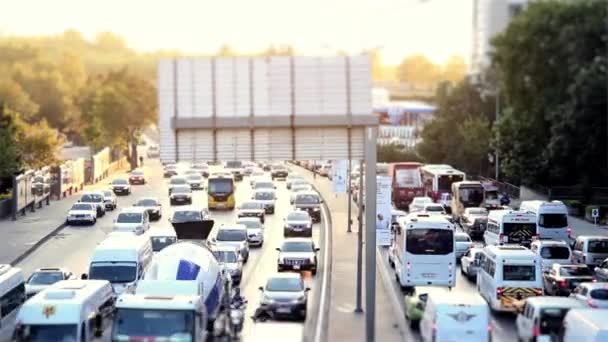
xmin=388 ymin=162 xmax=424 ymax=210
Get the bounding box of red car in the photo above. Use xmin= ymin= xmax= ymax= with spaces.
xmin=129 ymin=169 xmax=146 ymax=184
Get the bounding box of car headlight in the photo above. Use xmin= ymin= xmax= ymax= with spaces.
xmin=313 ymin=207 xmax=321 ymax=212
xmin=291 ymin=295 xmax=306 ymax=304
xmin=262 ymin=295 xmax=275 ymax=304
xmin=309 ymin=257 xmax=315 ymax=263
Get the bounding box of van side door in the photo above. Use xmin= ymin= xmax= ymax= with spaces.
xmin=571 ymin=240 xmax=584 ymax=264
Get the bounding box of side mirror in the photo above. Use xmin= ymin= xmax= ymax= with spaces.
xmin=319 ymin=199 xmax=324 ymax=204
xmin=258 ymin=286 xmax=264 ymax=291
xmin=81 ymin=273 xmax=88 ymax=280
xmin=77 ymin=200 xmax=81 ymax=203
xmin=315 ymin=247 xmax=320 ymax=252
xmin=595 ymin=267 xmax=600 ymax=273
xmin=305 ymin=287 xmax=311 ymax=292
xmin=275 ymin=247 xmax=281 ymax=251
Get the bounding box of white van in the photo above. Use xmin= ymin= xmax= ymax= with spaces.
xmin=571 ymin=236 xmax=608 ymax=267
xmin=515 ymin=296 xmax=584 ymax=342
xmin=149 ymin=227 xmax=178 ymax=253
xmin=520 ymin=200 xmax=570 ymax=241
xmin=484 ymin=210 xmax=538 ymax=247
xmin=561 ymin=308 xmax=608 ymax=342
xmin=477 ymin=245 xmax=543 ymax=312
xmin=113 ymin=206 xmax=150 ymax=235
xmin=0 ymin=264 xmax=26 ymax=321
xmin=13 ymin=280 xmax=114 ymax=342
xmin=86 ymin=235 xmax=153 ymax=295
xmin=530 ymin=240 xmax=572 ymax=272
xmin=419 ymin=291 xmax=490 ymax=342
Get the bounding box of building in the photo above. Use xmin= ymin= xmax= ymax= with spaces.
xmin=373 ymin=100 xmax=436 ymax=149
xmin=471 ymin=0 xmax=529 ymax=76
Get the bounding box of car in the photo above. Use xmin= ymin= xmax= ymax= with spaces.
xmin=439 ymin=193 xmax=453 ymax=212
xmin=163 ymin=164 xmax=178 ymax=178
xmin=283 ymin=210 xmax=313 ymax=238
xmin=543 ymin=264 xmax=595 ymax=296
xmin=249 ymin=169 xmax=267 ymax=186
xmin=186 ymin=173 xmax=205 ymax=190
xmin=461 ymin=207 xmax=489 ymax=239
xmin=169 ymin=206 xmax=210 ymax=224
xmin=134 ymin=197 xmax=162 ymax=220
xmin=286 ymin=174 xmax=305 ymax=189
xmin=252 ymin=189 xmax=276 ymax=214
xmin=422 ymin=203 xmax=452 ymax=223
xmin=318 ymin=163 xmax=332 ymax=177
xmin=258 ymin=273 xmax=309 ymax=321
xmin=25 ymin=267 xmax=75 ymax=299
xmin=128 ymin=169 xmax=146 ymax=185
xmin=191 ymin=162 xmax=210 ymax=178
xmin=270 ymin=164 xmax=289 ymax=180
xmin=149 ymin=227 xmax=178 ymax=253
xmin=530 ymin=240 xmax=572 ymax=272
xmin=211 ymin=245 xmax=244 ymax=285
xmin=293 ymin=191 xmax=322 ymax=223
xmin=290 ymin=184 xmax=313 ymax=204
xmin=101 ymin=190 xmax=117 ymax=211
xmin=225 ymin=161 xmax=244 ymax=181
xmin=79 ymin=191 xmax=106 ymax=217
xmin=169 ymin=185 xmax=193 ymax=205
xmin=409 ymin=196 xmax=433 ymax=212
xmin=146 ymin=145 xmax=160 ymax=158
xmin=113 ymin=206 xmax=150 ymax=235
xmin=515 ymin=296 xmax=585 ymax=342
xmin=237 ymin=201 xmax=266 ymax=223
xmin=237 ymin=217 xmax=265 ymax=247
xmin=276 ymin=238 xmax=319 ymax=275
xmin=594 ymin=258 xmax=608 ymax=282
xmin=571 ymin=236 xmax=608 ymax=267
xmin=212 ymin=225 xmax=250 ymax=262
xmin=570 ymin=282 xmax=608 ymax=308
xmin=253 ymin=180 xmax=275 ymax=191
xmin=243 ymin=164 xmax=256 ymax=177
xmin=460 ymin=247 xmax=483 ymax=280
xmin=454 ymin=232 xmax=473 ymax=259
xmin=111 ymin=177 xmax=131 ymax=195
xmin=66 ymin=202 xmax=97 ymax=225
xmin=168 ymin=175 xmax=189 ymax=194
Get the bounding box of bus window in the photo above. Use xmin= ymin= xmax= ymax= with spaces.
xmin=503 ymin=265 xmax=536 ymax=281
xmin=406 ymin=229 xmax=453 ymax=255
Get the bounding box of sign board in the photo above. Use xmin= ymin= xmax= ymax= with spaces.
xmin=592 ymin=208 xmax=600 ymax=218
xmin=376 ymin=175 xmax=392 ymax=246
xmin=332 ymin=160 xmax=348 ymax=193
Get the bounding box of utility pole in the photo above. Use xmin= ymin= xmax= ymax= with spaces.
xmin=347 ymin=160 xmax=352 ymax=233
xmin=364 ymin=127 xmax=378 ymax=342
xmin=495 ymin=90 xmax=500 ymax=180
xmin=355 ymin=159 xmax=364 ymax=313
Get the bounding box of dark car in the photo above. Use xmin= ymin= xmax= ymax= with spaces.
xmin=293 ymin=191 xmax=322 ymax=223
xmin=283 ymin=211 xmax=313 ymax=238
xmin=134 ymin=197 xmax=162 ymax=220
xmin=128 ymin=169 xmax=146 ymax=185
xmin=258 ymin=273 xmax=310 ymax=321
xmin=543 ymin=264 xmax=595 ymax=296
xmin=271 ymin=164 xmax=289 ymax=180
xmin=277 ymin=238 xmax=319 ymax=275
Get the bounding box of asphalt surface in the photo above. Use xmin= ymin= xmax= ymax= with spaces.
xmin=0 ymin=159 xmax=324 ymax=341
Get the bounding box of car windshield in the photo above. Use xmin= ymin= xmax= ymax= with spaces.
xmin=293 ymin=186 xmax=310 ymax=192
xmin=590 ymin=289 xmax=608 ymax=300
xmin=81 ymin=194 xmax=102 ymax=202
xmin=18 ymin=324 xmax=77 ymax=342
xmin=113 ymin=179 xmax=128 ymax=185
xmin=187 ymin=174 xmax=202 ymax=180
xmin=559 ymin=266 xmax=592 ymax=277
xmin=282 ymin=241 xmax=313 ymax=252
xmin=172 ymin=211 xmax=201 ymax=223
xmin=102 ymin=190 xmax=113 ymax=197
xmin=214 ymin=251 xmax=238 ymax=263
xmin=226 ymin=161 xmax=243 ymax=168
xmin=540 ymin=246 xmax=570 ymax=259
xmin=131 ymin=171 xmax=143 ymax=176
xmin=150 ymin=236 xmax=177 ymax=252
xmin=137 ymin=199 xmax=157 ymax=207
xmin=266 ymin=277 xmax=303 ymax=292
xmin=296 ymin=194 xmax=320 ymax=204
xmin=539 ymin=213 xmax=568 ymax=228
xmin=71 ymin=203 xmax=93 ymax=211
xmin=254 ymin=192 xmax=274 ymax=200
xmin=503 ymin=265 xmax=536 ymax=281
xmin=468 ymin=208 xmax=488 ymax=215
xmin=455 ymin=234 xmax=471 ymax=242
xmin=239 ymin=220 xmax=262 ymax=229
xmin=217 ymin=229 xmax=247 ymax=242
xmin=113 ymin=309 xmax=194 ymax=339
xmin=425 ymin=206 xmax=444 ymax=212
xmin=405 ymin=229 xmax=453 ymax=255
xmin=255 ymin=182 xmax=273 ymax=189
xmin=209 ymin=179 xmax=233 ymax=193
xmin=288 ymin=212 xmax=310 ymax=221
xmin=588 ymin=240 xmax=608 ymax=253
xmin=28 ymin=272 xmax=63 ymax=285
xmin=171 ymin=178 xmax=187 ymax=185
xmin=117 ymin=212 xmax=142 ymax=223
xmin=241 ymin=202 xmax=263 ymax=210
xmin=89 ymin=263 xmax=137 ymax=283
xmin=172 ymin=187 xmax=191 ymax=194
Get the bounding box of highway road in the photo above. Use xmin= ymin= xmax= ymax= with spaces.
xmin=0 ymin=158 xmax=325 ymax=341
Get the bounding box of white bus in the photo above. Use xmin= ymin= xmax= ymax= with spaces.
xmin=477 ymin=245 xmax=543 ymax=312
xmin=519 ymin=200 xmax=570 ymax=241
xmin=484 ymin=210 xmax=538 ymax=247
xmin=420 ymin=164 xmax=465 ymax=203
xmin=0 ymin=264 xmax=25 ymax=323
xmin=394 ymin=213 xmax=456 ymax=293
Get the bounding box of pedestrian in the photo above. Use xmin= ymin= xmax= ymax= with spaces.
xmin=139 ymin=156 xmax=144 ymax=167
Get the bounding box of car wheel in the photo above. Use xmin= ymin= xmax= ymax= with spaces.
xmin=388 ymin=256 xmax=395 ymax=269
xmin=92 ymin=218 xmax=97 ymax=225
xmin=312 ymin=268 xmax=317 ymax=276
xmin=460 ymin=266 xmax=466 ymax=275
xmin=300 ymin=309 xmax=307 ymax=321
xmin=277 ymin=266 xmax=283 ymax=272
xmin=66 ymin=219 xmax=70 ymax=225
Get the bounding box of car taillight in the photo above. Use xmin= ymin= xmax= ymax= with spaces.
xmin=496 ymin=287 xmax=503 ymax=299
xmin=559 ymin=280 xmax=568 ymax=288
xmin=488 ymin=324 xmax=493 ymax=332
xmin=535 ymin=288 xmax=543 ymax=296
xmin=533 ymin=320 xmax=540 ymax=337
xmin=593 ymin=279 xmax=598 ymax=283
xmin=587 ymin=299 xmax=598 ymax=308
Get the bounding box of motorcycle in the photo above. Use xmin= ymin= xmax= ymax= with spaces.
xmin=229 ymin=300 xmax=247 ymax=338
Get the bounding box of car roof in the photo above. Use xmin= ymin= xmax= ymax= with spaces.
xmin=34 ymin=267 xmax=66 ymax=273
xmin=253 ymin=188 xmax=275 ymax=193
xmin=137 ymin=197 xmax=159 ymax=202
xmin=296 ymin=191 xmax=318 ymax=196
xmin=119 ymin=206 xmax=147 ymax=214
xmin=267 ymin=272 xmax=302 ymax=280
xmin=287 ymin=210 xmax=310 ymax=216
xmin=173 ymin=206 xmax=204 ymax=212
xmin=577 ymin=235 xmax=608 ymax=241
xmin=282 ymin=237 xmax=313 ymax=244
xmin=82 ymin=191 xmax=103 ymax=195
xmin=172 ymin=184 xmax=191 ymax=190
xmin=236 ymin=217 xmax=262 ymax=222
xmin=579 ymin=282 xmax=608 ymax=290
xmin=211 ymin=245 xmax=240 ymax=253
xmin=525 ymin=296 xmax=583 ymax=308
xmin=532 ymin=240 xmax=569 ymax=247
xmin=219 ymin=224 xmax=247 ymax=231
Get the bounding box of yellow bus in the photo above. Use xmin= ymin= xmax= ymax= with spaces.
xmin=207 ymin=175 xmax=235 ymax=210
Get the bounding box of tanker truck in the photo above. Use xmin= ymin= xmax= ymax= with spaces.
xmin=111 ymin=219 xmax=232 ymax=341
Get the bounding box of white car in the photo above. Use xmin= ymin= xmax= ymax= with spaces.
xmin=66 ymin=203 xmax=97 ymax=225
xmin=410 ymin=197 xmax=433 ymax=212
xmin=79 ymin=191 xmax=106 ymax=217
xmin=422 ymin=203 xmax=452 ymax=222
xmin=113 ymin=207 xmax=150 ymax=235
xmin=25 ymin=267 xmax=75 ymax=299
xmin=186 ymin=173 xmax=205 ymax=190
xmin=249 ymin=170 xmax=267 ymax=187
xmin=460 ymin=247 xmax=483 ymax=280
xmin=252 ymin=189 xmax=276 ymax=214
xmin=570 ymin=282 xmax=608 ymax=308
xmin=211 ymin=245 xmax=243 ymax=285
xmin=530 ymin=240 xmax=572 ymax=272
xmin=237 ymin=217 xmax=265 ymax=247
xmin=212 ymin=225 xmax=250 ymax=262
xmin=454 ymin=232 xmax=473 ymax=259
xmin=286 ymin=174 xmax=305 ymax=189
xmin=101 ymin=190 xmax=117 ymax=211
xmin=516 ymin=297 xmax=585 ymax=342
xmin=168 ymin=175 xmax=189 ymax=194
xmin=110 ymin=177 xmax=131 ymax=195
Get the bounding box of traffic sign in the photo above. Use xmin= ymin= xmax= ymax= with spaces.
xmin=592 ymin=208 xmax=600 ymax=218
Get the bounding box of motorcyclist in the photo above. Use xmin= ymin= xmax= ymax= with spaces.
xmin=231 ymin=288 xmax=246 ymax=307
xmin=500 ymin=192 xmax=511 ymax=206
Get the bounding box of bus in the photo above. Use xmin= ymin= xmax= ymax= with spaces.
xmin=451 ymin=181 xmax=485 ymax=221
xmin=207 ymin=175 xmax=235 ymax=210
xmin=484 ymin=210 xmax=538 ymax=247
xmin=393 ymin=213 xmax=456 ymax=293
xmin=420 ymin=165 xmax=465 ymax=203
xmin=388 ymin=162 xmax=424 ymax=210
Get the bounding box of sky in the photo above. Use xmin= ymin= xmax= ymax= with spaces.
xmin=0 ymin=0 xmax=473 ymax=66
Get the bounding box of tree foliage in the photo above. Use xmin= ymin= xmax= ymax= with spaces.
xmin=397 ymin=54 xmax=440 ymax=86
xmin=491 ymin=0 xmax=608 ymax=186
xmin=377 ymin=144 xmax=423 ymax=163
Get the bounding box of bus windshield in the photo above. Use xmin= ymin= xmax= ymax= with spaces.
xmin=406 ymin=229 xmax=454 ymax=255
xmin=209 ymin=179 xmax=233 ymax=193
xmin=113 ymin=309 xmax=194 ymax=340
xmin=395 ymin=168 xmax=421 ymax=188
xmin=438 ymin=174 xmax=463 ymax=193
xmin=503 ymin=265 xmax=536 ymax=281
xmin=89 ymin=262 xmax=137 ymax=283
xmin=15 ymin=324 xmax=77 ymax=342
xmin=539 ymin=213 xmax=568 ymax=228
xmin=458 ymin=186 xmax=485 ymax=207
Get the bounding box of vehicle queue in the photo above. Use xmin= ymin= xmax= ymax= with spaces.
xmin=0 ymin=156 xmax=324 ymax=341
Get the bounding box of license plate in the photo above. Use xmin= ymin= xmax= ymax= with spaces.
xmin=293 ymin=265 xmax=301 ymax=270
xmin=276 ymin=307 xmax=291 ymax=314
xmin=176 ymin=198 xmax=184 ymax=201
xmin=421 ymin=273 xmax=436 ymax=278
xmin=217 ymin=203 xmax=225 ymax=208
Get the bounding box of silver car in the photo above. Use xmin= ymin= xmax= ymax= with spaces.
xmin=258 ymin=273 xmax=309 ymax=320
xmin=454 ymin=232 xmax=473 ymax=259
xmin=460 ymin=247 xmax=483 ymax=280
xmin=212 ymin=225 xmax=250 ymax=263
xmin=237 ymin=217 xmax=265 ymax=247
xmin=212 ymin=246 xmax=244 ymax=285
xmin=570 ymin=282 xmax=608 ymax=308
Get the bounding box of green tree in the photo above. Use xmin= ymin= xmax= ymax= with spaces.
xmin=0 ymin=79 xmax=39 ymax=121
xmin=491 ymin=0 xmax=608 ymax=185
xmin=377 ymin=144 xmax=423 ymax=163
xmin=397 ymin=54 xmax=440 ymax=86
